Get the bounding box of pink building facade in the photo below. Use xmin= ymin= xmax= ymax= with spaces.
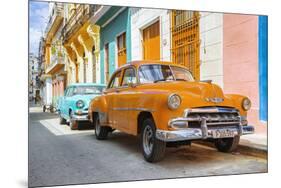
xmin=223 ymin=14 xmax=268 ymax=133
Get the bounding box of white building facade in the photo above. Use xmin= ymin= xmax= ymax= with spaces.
xmin=130 ymin=8 xmax=223 ymax=87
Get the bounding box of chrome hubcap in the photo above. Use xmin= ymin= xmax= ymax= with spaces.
xmin=95 ymin=119 xmax=100 ymax=135
xmin=143 ymin=125 xmax=154 ymax=155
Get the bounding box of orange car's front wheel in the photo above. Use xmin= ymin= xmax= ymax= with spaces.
xmin=94 ymin=114 xmax=110 ymax=140
xmin=141 ymin=118 xmax=166 ymax=163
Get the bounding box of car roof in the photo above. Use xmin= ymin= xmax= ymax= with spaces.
xmin=67 ymin=83 xmax=106 ymax=87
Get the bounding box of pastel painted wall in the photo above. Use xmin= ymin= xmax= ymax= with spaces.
xmin=130 ymin=8 xmax=171 ymax=61
xmin=223 ymin=14 xmax=260 ymax=126
xmin=98 ymin=7 xmax=131 ymax=84
xmin=199 ymin=12 xmax=223 ymax=87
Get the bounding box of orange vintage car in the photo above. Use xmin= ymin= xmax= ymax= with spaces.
xmin=88 ymin=60 xmax=254 ymax=162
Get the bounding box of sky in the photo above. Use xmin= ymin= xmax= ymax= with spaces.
xmin=29 ymin=1 xmax=49 ymax=55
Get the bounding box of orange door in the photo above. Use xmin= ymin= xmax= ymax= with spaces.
xmin=117 ymin=32 xmax=127 ymax=67
xmin=143 ymin=21 xmax=160 ymax=60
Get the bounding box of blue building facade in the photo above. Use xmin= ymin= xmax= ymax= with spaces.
xmin=258 ymin=16 xmax=268 ymax=121
xmin=96 ymin=7 xmax=132 ymax=84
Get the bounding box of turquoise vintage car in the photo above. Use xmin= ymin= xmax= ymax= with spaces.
xmin=57 ymin=83 xmax=106 ymax=130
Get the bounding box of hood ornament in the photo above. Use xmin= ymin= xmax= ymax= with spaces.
xmin=205 ymin=97 xmax=224 ymax=103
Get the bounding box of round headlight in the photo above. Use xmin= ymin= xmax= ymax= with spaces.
xmin=76 ymin=100 xmax=84 ymax=108
xmin=242 ymin=98 xmax=251 ymax=111
xmin=168 ymin=94 xmax=181 ymax=110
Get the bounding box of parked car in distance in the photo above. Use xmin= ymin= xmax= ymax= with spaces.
xmin=88 ymin=61 xmax=254 ymax=162
xmin=57 ymin=83 xmax=106 ymax=130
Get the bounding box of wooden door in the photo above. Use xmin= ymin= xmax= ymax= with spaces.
xmin=117 ymin=32 xmax=127 ymax=67
xmin=143 ymin=21 xmax=160 ymax=60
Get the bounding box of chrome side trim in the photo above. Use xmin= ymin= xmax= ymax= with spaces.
xmin=112 ymin=107 xmax=155 ymax=112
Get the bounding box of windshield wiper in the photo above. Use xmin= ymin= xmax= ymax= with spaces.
xmin=154 ymin=78 xmax=168 ymax=83
xmin=175 ymin=78 xmax=188 ymax=81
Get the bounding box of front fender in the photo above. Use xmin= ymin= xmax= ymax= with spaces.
xmin=225 ymin=94 xmax=249 ymax=116
xmin=88 ymin=95 xmax=108 ymax=122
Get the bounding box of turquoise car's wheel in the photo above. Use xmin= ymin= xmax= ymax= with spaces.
xmin=59 ymin=112 xmax=66 ymax=125
xmin=69 ymin=111 xmax=78 ymax=130
xmin=141 ymin=118 xmax=166 ymax=163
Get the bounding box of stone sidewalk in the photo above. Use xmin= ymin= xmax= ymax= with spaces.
xmin=240 ymin=133 xmax=267 ymax=151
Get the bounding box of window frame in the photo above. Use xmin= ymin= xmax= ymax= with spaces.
xmin=107 ymin=70 xmax=123 ymax=89
xmin=120 ymin=67 xmax=137 ymax=87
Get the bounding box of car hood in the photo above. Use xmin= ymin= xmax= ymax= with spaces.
xmin=139 ymin=81 xmax=236 ymax=107
xmin=71 ymin=94 xmax=100 ymax=106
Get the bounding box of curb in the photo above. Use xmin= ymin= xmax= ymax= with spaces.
xmin=193 ymin=141 xmax=267 ymax=159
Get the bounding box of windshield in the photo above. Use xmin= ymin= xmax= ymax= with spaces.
xmin=138 ymin=64 xmax=194 ymax=84
xmin=73 ymin=86 xmax=103 ymax=95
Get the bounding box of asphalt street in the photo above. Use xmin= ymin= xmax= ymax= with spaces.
xmin=29 ymin=107 xmax=267 ymax=187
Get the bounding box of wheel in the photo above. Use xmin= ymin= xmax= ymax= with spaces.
xmin=43 ymin=105 xmax=46 ymax=112
xmin=69 ymin=111 xmax=79 ymax=130
xmin=141 ymin=118 xmax=166 ymax=162
xmin=214 ymin=136 xmax=240 ymax=152
xmin=50 ymin=106 xmax=54 ymax=113
xmin=94 ymin=114 xmax=110 ymax=140
xmin=59 ymin=113 xmax=66 ymax=125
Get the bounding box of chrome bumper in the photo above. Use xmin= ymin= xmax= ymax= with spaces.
xmin=156 ymin=125 xmax=255 ymax=142
xmin=157 ymin=107 xmax=255 ymax=142
xmin=72 ymin=110 xmax=90 ymax=121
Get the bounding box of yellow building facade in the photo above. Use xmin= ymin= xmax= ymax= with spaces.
xmin=62 ymin=4 xmax=102 ymax=85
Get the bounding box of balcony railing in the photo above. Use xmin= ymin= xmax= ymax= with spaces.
xmin=62 ymin=5 xmax=102 ymax=43
xmin=45 ymin=3 xmax=64 ymax=38
xmin=46 ymin=49 xmax=66 ymax=74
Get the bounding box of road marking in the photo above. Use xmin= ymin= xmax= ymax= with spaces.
xmin=39 ymin=118 xmax=94 ymax=136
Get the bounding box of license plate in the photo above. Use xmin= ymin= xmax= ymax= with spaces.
xmin=211 ymin=129 xmax=235 ymax=138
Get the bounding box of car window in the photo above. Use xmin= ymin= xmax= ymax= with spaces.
xmin=72 ymin=86 xmax=102 ymax=95
xmin=138 ymin=64 xmax=173 ymax=83
xmin=170 ymin=66 xmax=194 ymax=81
xmin=64 ymin=88 xmax=69 ymax=96
xmin=67 ymin=87 xmax=74 ymax=97
xmin=121 ymin=68 xmax=136 ymax=86
xmin=108 ymin=71 xmax=122 ymax=88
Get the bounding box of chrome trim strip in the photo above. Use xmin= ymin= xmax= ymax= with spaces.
xmin=207 ymin=121 xmax=240 ymax=125
xmin=168 ymin=117 xmax=240 ymax=125
xmin=112 ymin=107 xmax=155 ymax=112
xmin=184 ymin=107 xmax=238 ymax=114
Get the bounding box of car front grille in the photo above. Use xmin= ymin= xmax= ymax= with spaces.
xmin=185 ymin=107 xmax=240 ymax=129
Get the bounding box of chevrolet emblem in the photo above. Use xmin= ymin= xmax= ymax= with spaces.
xmin=205 ymin=97 xmax=224 ymax=103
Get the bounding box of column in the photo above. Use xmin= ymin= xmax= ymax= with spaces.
xmin=63 ymin=46 xmax=76 ymax=84
xmin=70 ymin=42 xmax=83 ymax=83
xmin=87 ymin=24 xmax=101 ymax=83
xmin=78 ymin=35 xmax=92 ymax=83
